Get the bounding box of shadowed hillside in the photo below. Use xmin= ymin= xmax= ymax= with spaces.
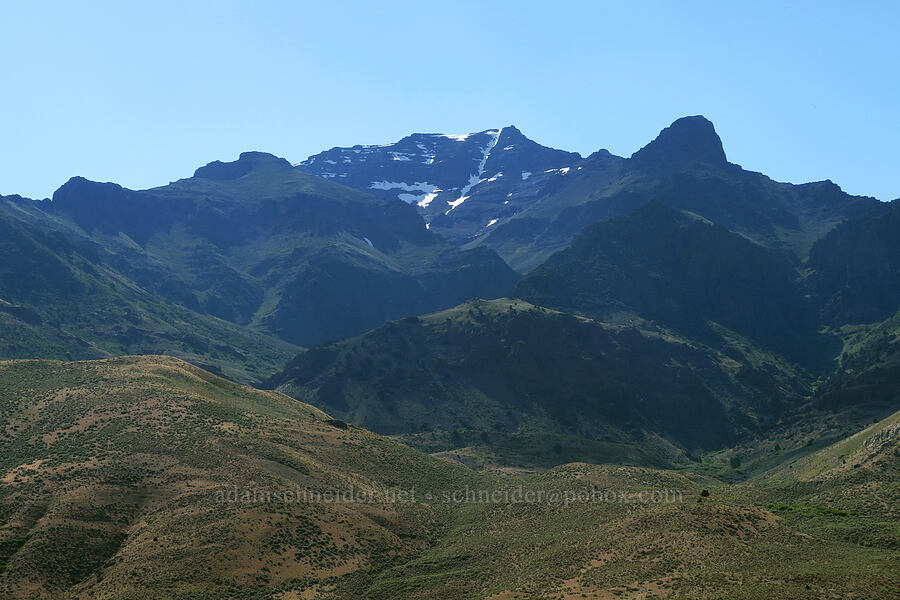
xmin=270 ymin=298 xmax=812 ymax=468
xmin=515 ymin=202 xmax=836 ymax=369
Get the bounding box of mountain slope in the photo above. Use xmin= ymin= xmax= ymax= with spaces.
xmin=759 ymin=407 xmax=899 ymax=483
xmin=515 ymin=202 xmax=833 ymax=368
xmin=2 ymin=357 xmax=897 ymax=599
xmin=807 ymin=199 xmax=900 ymax=326
xmin=298 ymin=126 xmax=582 ymax=243
xmin=299 ymin=117 xmax=879 ymax=274
xmin=269 ymin=298 xmax=811 ymax=468
xmin=815 ymin=305 xmax=900 ymax=411
xmin=46 ymin=152 xmax=519 ymax=346
xmin=0 ymin=197 xmax=299 ymax=382
xmin=1 ymin=152 xmax=518 ymax=370
xmin=0 ymin=356 xmax=474 ymax=598
xmin=476 ymin=116 xmax=879 ymax=271
xmin=4 ymin=118 xmax=880 ymax=381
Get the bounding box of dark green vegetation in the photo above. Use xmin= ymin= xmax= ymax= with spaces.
xmin=1 ymin=358 xmax=897 ymax=598
xmin=270 ymin=298 xmax=808 ymax=469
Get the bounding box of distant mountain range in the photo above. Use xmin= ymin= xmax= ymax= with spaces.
xmin=0 ymin=115 xmax=897 ymax=458
xmin=1 ymin=116 xmax=899 ymax=599
xmin=0 ymin=153 xmax=518 ymax=381
xmin=277 ymin=117 xmax=898 ymax=465
xmin=299 ymin=116 xmax=880 ymax=272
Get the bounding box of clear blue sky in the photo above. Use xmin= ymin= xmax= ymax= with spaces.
xmin=2 ymin=1 xmax=898 ymax=200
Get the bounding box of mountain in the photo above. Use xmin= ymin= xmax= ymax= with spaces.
xmin=267 ymin=197 xmax=899 ymax=469
xmin=298 ymin=126 xmax=585 ymax=244
xmin=807 ymin=199 xmax=900 ymax=326
xmin=297 ymin=117 xmax=879 ymax=273
xmin=506 ymin=174 xmax=900 ymax=418
xmin=815 ymin=305 xmax=900 ymax=411
xmin=514 ymin=202 xmax=833 ymax=368
xmin=0 ymin=152 xmax=518 ymax=379
xmin=2 ymin=357 xmax=896 ymax=598
xmin=626 ymin=114 xmax=728 ymax=172
xmin=4 ymin=117 xmax=881 ymax=382
xmin=761 ymin=406 xmax=899 ymax=483
xmin=799 ymin=199 xmax=900 ymax=417
xmin=269 ymin=297 xmax=810 ymax=468
xmin=45 ymin=152 xmax=519 ymax=346
xmin=476 ymin=116 xmax=880 ymax=271
xmin=0 ymin=196 xmax=300 ymax=382
xmin=2 ymin=116 xmax=899 ymax=598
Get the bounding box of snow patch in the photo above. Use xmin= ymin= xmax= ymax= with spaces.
xmin=417 ymin=191 xmax=440 ymax=207
xmin=446 ymin=196 xmax=469 ymax=211
xmin=545 ymin=167 xmax=571 ymax=175
xmin=370 ymin=181 xmax=443 ymax=206
xmin=441 ymin=133 xmax=472 ymax=142
xmin=399 ymin=190 xmax=443 ymax=205
xmin=445 ymin=129 xmax=502 ymax=214
xmin=487 ymin=219 xmax=498 ymax=227
xmin=521 ymin=171 xmax=532 ymax=180
xmin=363 ymin=237 xmax=374 ymax=247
